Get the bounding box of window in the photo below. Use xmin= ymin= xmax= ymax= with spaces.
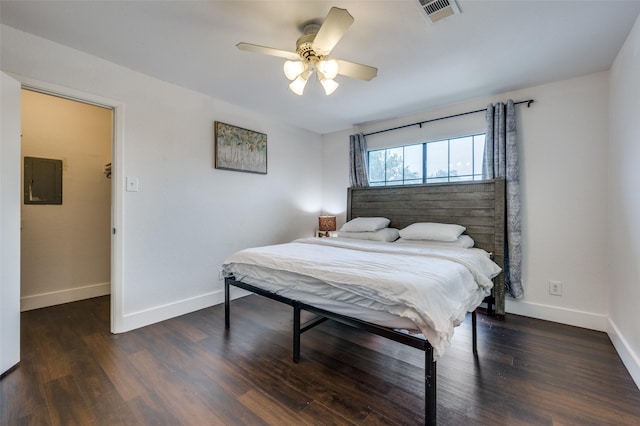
xmin=368 ymin=134 xmax=486 ymax=186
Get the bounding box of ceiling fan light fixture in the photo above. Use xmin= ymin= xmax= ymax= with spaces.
xmin=317 ymin=59 xmax=339 ymax=80
xmin=320 ymin=78 xmax=339 ymax=96
xmin=283 ymin=60 xmax=306 ymax=80
xmin=237 ymin=7 xmax=377 ymax=96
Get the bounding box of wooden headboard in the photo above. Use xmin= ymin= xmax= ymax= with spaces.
xmin=347 ymin=179 xmax=506 ymax=316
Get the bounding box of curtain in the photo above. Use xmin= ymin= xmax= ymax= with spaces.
xmin=483 ymin=100 xmax=523 ymax=299
xmin=349 ymin=133 xmax=369 ymax=187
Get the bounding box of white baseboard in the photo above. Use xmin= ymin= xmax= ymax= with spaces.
xmin=21 ymin=282 xmax=111 ymax=311
xmin=506 ymin=299 xmax=639 ymax=390
xmin=607 ymin=318 xmax=640 ymax=389
xmin=118 ymin=288 xmax=233 ymax=333
xmin=505 ymin=299 xmax=608 ymax=331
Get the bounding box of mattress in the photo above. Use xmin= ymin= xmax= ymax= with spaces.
xmin=222 ymin=237 xmax=501 ymax=359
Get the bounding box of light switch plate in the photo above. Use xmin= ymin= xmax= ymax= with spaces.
xmin=126 ymin=176 xmax=139 ymax=192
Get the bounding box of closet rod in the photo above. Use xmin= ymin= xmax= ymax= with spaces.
xmin=363 ymin=99 xmax=534 ymax=137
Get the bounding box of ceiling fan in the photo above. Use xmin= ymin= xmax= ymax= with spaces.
xmin=236 ymin=7 xmax=378 ymax=96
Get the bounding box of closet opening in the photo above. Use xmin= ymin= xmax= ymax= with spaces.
xmin=20 ymin=88 xmax=114 ymax=319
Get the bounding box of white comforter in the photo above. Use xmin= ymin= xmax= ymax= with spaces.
xmin=222 ymin=237 xmax=501 ymax=359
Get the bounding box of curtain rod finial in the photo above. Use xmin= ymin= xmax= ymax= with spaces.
xmin=527 ymin=100 xmax=534 ymax=107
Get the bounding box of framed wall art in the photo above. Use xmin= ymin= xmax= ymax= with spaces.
xmin=214 ymin=121 xmax=267 ymax=174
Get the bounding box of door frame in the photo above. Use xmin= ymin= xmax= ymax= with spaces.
xmin=1 ymin=71 xmax=21 ymax=375
xmin=11 ymin=73 xmax=125 ymax=333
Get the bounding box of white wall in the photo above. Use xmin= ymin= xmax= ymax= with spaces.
xmin=323 ymin=72 xmax=610 ymax=331
xmin=1 ymin=25 xmax=323 ymax=332
xmin=609 ymin=15 xmax=640 ymax=388
xmin=20 ymin=90 xmax=112 ymax=310
xmin=321 ymin=128 xmax=351 ymax=224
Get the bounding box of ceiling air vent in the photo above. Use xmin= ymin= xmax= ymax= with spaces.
xmin=417 ymin=0 xmax=461 ymax=24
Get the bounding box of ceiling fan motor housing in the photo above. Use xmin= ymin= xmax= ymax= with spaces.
xmin=296 ymin=33 xmax=323 ymax=62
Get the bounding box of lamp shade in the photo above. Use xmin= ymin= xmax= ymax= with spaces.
xmin=320 ymin=78 xmax=339 ymax=96
xmin=317 ymin=59 xmax=339 ymax=80
xmin=318 ymin=215 xmax=337 ymax=232
xmin=289 ymin=76 xmax=307 ymax=95
xmin=283 ymin=60 xmax=305 ymax=80
xmin=289 ymin=69 xmax=312 ymax=96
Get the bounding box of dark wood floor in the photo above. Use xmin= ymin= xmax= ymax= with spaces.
xmin=2 ymin=295 xmax=640 ymax=425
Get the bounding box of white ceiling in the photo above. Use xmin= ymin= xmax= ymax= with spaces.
xmin=2 ymin=1 xmax=640 ymax=134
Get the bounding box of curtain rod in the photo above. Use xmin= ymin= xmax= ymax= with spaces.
xmin=363 ymin=99 xmax=534 ymax=137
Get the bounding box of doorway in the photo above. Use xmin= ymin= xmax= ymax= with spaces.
xmin=20 ymin=89 xmax=113 ymax=314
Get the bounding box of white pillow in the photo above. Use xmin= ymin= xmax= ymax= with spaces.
xmin=399 ymin=222 xmax=466 ymax=242
xmin=340 ymin=217 xmax=390 ymax=232
xmin=338 ymin=228 xmax=399 ymax=242
xmin=395 ymin=235 xmax=474 ymax=248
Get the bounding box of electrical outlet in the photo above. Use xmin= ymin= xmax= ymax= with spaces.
xmin=549 ymin=280 xmax=563 ymax=296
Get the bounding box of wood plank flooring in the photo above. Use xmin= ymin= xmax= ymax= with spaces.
xmin=2 ymin=295 xmax=639 ymax=425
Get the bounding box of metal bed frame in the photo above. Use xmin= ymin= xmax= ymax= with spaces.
xmin=224 ymin=276 xmax=478 ymax=425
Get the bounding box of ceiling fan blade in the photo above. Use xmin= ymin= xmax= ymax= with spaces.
xmin=336 ymin=60 xmax=378 ymax=81
xmin=312 ymin=7 xmax=354 ymax=54
xmin=236 ymin=42 xmax=299 ymax=61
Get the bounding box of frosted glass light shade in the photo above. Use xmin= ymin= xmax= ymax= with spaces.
xmin=320 ymin=78 xmax=339 ymax=96
xmin=317 ymin=59 xmax=339 ymax=80
xmin=289 ymin=75 xmax=308 ymax=95
xmin=283 ymin=60 xmax=305 ymax=81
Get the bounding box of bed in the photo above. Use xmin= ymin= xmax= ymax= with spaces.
xmin=222 ymin=179 xmax=506 ymax=425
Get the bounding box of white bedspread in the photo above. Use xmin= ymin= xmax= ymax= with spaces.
xmin=222 ymin=237 xmax=501 ymax=359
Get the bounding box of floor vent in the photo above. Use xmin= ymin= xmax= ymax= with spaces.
xmin=418 ymin=0 xmax=461 ymax=23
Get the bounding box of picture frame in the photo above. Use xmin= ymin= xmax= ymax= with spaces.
xmin=214 ymin=121 xmax=267 ymax=174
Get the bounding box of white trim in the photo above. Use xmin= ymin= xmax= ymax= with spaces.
xmin=505 ymin=299 xmax=608 ymax=331
xmin=110 ymin=102 xmax=125 ymax=333
xmin=1 ymin=72 xmax=22 ymax=374
xmin=6 ymin=73 xmax=123 ymax=109
xmin=21 ymin=84 xmax=113 ymax=110
xmin=119 ymin=290 xmax=225 ymax=332
xmin=21 ymin=282 xmax=111 ymax=312
xmin=607 ymin=318 xmax=640 ymax=389
xmin=7 ymin=73 xmax=125 ymax=333
xmin=493 ymin=300 xmax=640 ymax=389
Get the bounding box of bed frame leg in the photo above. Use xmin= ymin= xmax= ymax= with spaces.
xmin=486 ymin=293 xmax=494 ymax=316
xmin=472 ymin=310 xmax=478 ymax=356
xmin=293 ymin=305 xmax=301 ymax=363
xmin=224 ymin=278 xmax=230 ymax=329
xmin=425 ymin=344 xmax=436 ymax=426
